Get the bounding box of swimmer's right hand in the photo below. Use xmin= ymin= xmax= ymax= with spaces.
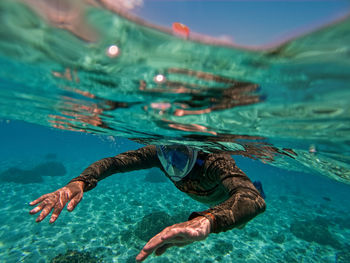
xmin=29 ymin=181 xmax=84 ymax=223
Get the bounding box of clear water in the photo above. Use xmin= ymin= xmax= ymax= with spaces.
xmin=0 ymin=1 xmax=350 ymax=262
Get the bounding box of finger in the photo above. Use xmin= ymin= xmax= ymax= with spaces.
xmin=67 ymin=192 xmax=83 ymax=212
xmin=136 ymin=233 xmax=168 ymax=261
xmin=136 ymin=249 xmax=148 ymax=262
xmin=142 ymin=233 xmax=168 ymax=253
xmin=143 ymin=228 xmax=183 ymax=254
xmin=49 ymin=203 xmax=65 ymax=224
xmin=29 ymin=194 xmax=49 ymax=206
xmin=36 ymin=204 xmax=54 ymax=222
xmin=49 ymin=191 xmax=70 ymax=223
xmin=155 ymin=243 xmax=173 ymax=256
xmin=136 ymin=228 xmax=184 ymax=262
xmin=29 ymin=203 xmax=46 ymax=214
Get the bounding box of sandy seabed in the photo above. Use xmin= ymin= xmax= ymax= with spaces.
xmin=0 ymin=157 xmax=350 ymax=263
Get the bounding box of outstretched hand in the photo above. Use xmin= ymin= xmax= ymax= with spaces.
xmin=29 ymin=181 xmax=84 ymax=223
xmin=136 ymin=216 xmax=211 ymax=262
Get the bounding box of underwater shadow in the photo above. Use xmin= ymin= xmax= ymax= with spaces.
xmin=134 ymin=210 xmax=191 ymax=242
xmin=0 ymin=161 xmax=67 ymax=184
xmin=290 ymin=216 xmax=343 ymax=249
xmin=50 ymin=250 xmax=102 ymax=263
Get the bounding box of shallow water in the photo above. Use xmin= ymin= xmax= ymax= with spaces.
xmin=1 ymin=121 xmax=350 ymax=263
xmin=0 ymin=1 xmax=350 ymax=262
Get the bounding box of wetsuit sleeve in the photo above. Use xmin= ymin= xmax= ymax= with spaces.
xmin=69 ymin=145 xmax=160 ymax=191
xmin=189 ymin=155 xmax=266 ymax=233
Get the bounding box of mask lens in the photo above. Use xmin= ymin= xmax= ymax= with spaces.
xmin=157 ymin=145 xmax=198 ymax=181
xmin=169 ymin=150 xmax=188 ymax=171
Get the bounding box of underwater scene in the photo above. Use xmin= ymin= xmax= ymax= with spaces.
xmin=0 ymin=0 xmax=350 ymax=262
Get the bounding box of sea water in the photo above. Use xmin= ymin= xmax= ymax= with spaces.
xmin=0 ymin=1 xmax=349 ymax=262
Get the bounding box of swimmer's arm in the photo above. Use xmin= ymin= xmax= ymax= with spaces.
xmin=135 ymin=156 xmax=265 ymax=261
xmin=189 ymin=156 xmax=266 ymax=233
xmin=69 ymin=145 xmax=160 ymax=191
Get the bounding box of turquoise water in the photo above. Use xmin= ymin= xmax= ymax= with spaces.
xmin=0 ymin=1 xmax=350 ymax=262
xmin=1 ymin=121 xmax=350 ymax=263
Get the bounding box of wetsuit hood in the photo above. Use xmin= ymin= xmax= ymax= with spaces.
xmin=156 ymin=144 xmax=198 ymax=182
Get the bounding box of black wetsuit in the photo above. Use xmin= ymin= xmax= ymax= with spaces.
xmin=70 ymin=145 xmax=266 ymax=233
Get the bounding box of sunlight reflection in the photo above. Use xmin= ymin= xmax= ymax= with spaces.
xmin=107 ymin=45 xmax=120 ymax=58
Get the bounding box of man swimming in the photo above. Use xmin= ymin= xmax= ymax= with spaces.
xmin=29 ymin=145 xmax=266 ymax=261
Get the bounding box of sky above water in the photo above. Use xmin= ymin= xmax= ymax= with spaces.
xmin=133 ymin=0 xmax=350 ymax=46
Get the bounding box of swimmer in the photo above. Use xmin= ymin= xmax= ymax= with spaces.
xmin=29 ymin=145 xmax=266 ymax=261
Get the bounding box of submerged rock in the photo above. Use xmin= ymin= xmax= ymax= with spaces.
xmin=0 ymin=167 xmax=43 ymax=184
xmin=32 ymin=162 xmax=67 ymax=177
xmin=290 ymin=217 xmax=342 ymax=249
xmin=134 ymin=211 xmax=174 ymax=241
xmin=50 ymin=250 xmax=102 ymax=263
xmin=322 ymin=196 xmax=331 ymax=202
xmin=212 ymin=240 xmax=233 ymax=254
xmin=0 ymin=161 xmax=66 ymax=184
xmin=247 ymin=229 xmax=261 ymax=239
xmin=271 ymin=233 xmax=285 ymax=244
xmin=336 ymin=246 xmax=350 ymax=263
xmin=134 ymin=211 xmax=190 ymax=242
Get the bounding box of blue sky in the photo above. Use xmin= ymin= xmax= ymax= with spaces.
xmin=133 ymin=0 xmax=350 ymax=46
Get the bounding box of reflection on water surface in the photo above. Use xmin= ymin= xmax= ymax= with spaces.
xmin=0 ymin=0 xmax=349 ymax=184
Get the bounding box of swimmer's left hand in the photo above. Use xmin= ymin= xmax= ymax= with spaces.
xmin=136 ymin=216 xmax=211 ymax=262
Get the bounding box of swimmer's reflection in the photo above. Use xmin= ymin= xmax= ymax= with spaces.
xmin=141 ymin=68 xmax=262 ymax=117
xmin=141 ymin=68 xmax=262 ymax=136
xmin=133 ymin=134 xmax=297 ymax=165
xmin=50 ymin=68 xmax=139 ymax=132
xmin=184 ymin=134 xmax=297 ymax=162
